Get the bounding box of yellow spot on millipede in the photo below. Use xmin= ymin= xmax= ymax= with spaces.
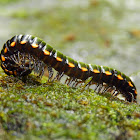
xmin=117 ymin=75 xmax=123 ymax=80
xmin=14 ymin=71 xmax=17 ymax=76
xmin=32 ymin=44 xmax=38 ymax=48
xmin=105 ymin=71 xmax=112 ymax=75
xmin=44 ymin=50 xmax=50 ymax=55
xmin=135 ymin=90 xmax=137 ymax=94
xmin=9 ymin=71 xmax=13 ymax=75
xmin=4 ymin=69 xmax=8 ymax=72
xmin=4 ymin=48 xmax=8 ymax=53
xmin=1 ymin=55 xmax=5 ymax=61
xmin=81 ymin=67 xmax=88 ymax=72
xmin=128 ymin=81 xmax=133 ymax=87
xmin=93 ymin=69 xmax=100 ymax=73
xmin=10 ymin=42 xmax=16 ymax=47
xmin=20 ymin=41 xmax=26 ymax=44
xmin=68 ymin=62 xmax=75 ymax=68
xmin=1 ymin=63 xmax=6 ymax=68
xmin=56 ymin=57 xmax=62 ymax=62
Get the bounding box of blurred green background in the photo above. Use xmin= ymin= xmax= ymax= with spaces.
xmin=0 ymin=0 xmax=140 ymax=139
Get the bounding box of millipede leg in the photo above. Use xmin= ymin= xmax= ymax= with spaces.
xmin=113 ymin=92 xmax=119 ymax=97
xmin=71 ymin=79 xmax=77 ymax=87
xmin=10 ymin=54 xmax=18 ymax=64
xmin=72 ymin=79 xmax=81 ymax=87
xmin=128 ymin=92 xmax=134 ymax=102
xmin=65 ymin=77 xmax=69 ymax=85
xmin=97 ymin=83 xmax=103 ymax=93
xmin=22 ymin=54 xmax=27 ymax=69
xmin=38 ymin=65 xmax=45 ymax=78
xmin=52 ymin=71 xmax=64 ymax=82
xmin=47 ymin=66 xmax=53 ymax=82
xmin=57 ymin=72 xmax=64 ymax=81
xmin=52 ymin=71 xmax=63 ymax=81
xmin=69 ymin=77 xmax=76 ymax=86
xmin=67 ymin=77 xmax=74 ymax=86
xmin=111 ymin=88 xmax=117 ymax=96
xmin=82 ymin=77 xmax=93 ymax=89
xmin=17 ymin=51 xmax=21 ymax=63
xmin=28 ymin=53 xmax=33 ymax=69
xmin=102 ymin=86 xmax=111 ymax=94
xmin=94 ymin=84 xmax=100 ymax=92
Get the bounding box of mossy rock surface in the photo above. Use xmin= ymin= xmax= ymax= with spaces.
xmin=0 ymin=71 xmax=140 ymax=140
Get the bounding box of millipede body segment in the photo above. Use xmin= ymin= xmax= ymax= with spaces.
xmin=0 ymin=35 xmax=137 ymax=102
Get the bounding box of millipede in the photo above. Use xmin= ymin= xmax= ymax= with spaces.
xmin=0 ymin=34 xmax=137 ymax=102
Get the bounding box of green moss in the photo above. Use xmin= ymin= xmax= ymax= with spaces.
xmin=0 ymin=71 xmax=140 ymax=139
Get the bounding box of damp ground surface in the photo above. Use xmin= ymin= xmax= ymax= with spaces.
xmin=0 ymin=0 xmax=140 ymax=139
xmin=0 ymin=74 xmax=140 ymax=140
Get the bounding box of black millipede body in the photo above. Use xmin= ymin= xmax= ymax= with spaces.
xmin=0 ymin=35 xmax=137 ymax=102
